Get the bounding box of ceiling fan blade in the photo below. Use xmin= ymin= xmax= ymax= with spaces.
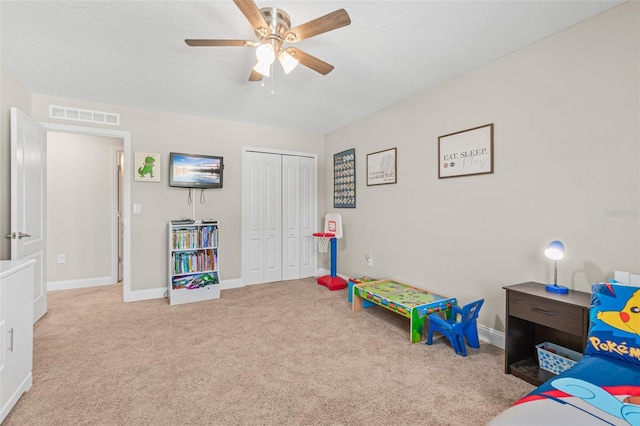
xmin=185 ymin=39 xmax=254 ymax=47
xmin=249 ymin=69 xmax=263 ymax=82
xmin=233 ymin=0 xmax=269 ymax=35
xmin=284 ymin=9 xmax=351 ymax=43
xmin=286 ymin=47 xmax=334 ymax=75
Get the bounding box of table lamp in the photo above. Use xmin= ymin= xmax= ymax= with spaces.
xmin=544 ymin=240 xmax=568 ymax=294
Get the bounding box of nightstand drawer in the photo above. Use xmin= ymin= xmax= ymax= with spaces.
xmin=509 ymin=291 xmax=584 ymax=336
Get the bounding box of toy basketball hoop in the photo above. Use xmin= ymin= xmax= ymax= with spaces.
xmin=313 ymin=232 xmax=335 ymax=253
xmin=315 ymin=213 xmax=347 ymax=291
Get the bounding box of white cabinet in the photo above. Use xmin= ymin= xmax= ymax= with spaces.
xmin=0 ymin=259 xmax=35 ymax=423
xmin=168 ymin=221 xmax=220 ymax=306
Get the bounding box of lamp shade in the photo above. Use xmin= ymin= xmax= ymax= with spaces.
xmin=255 ymin=43 xmax=275 ymax=64
xmin=278 ymin=50 xmax=299 ymax=74
xmin=252 ymin=60 xmax=271 ymax=77
xmin=544 ymin=240 xmax=565 ymax=261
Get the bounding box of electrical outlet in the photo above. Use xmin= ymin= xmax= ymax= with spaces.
xmin=366 ymin=254 xmax=373 ymax=267
xmin=57 ymin=254 xmax=66 ymax=264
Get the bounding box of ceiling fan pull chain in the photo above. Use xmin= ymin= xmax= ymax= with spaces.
xmin=270 ymin=64 xmax=276 ymax=95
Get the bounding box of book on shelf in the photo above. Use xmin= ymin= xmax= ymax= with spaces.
xmin=172 ymin=250 xmax=218 ymax=275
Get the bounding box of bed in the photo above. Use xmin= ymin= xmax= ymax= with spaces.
xmin=490 ymin=276 xmax=640 ymax=426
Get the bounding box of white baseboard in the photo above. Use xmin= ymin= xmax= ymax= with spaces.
xmin=478 ymin=324 xmax=505 ymax=349
xmin=220 ymin=278 xmax=243 ymax=290
xmin=315 ymin=268 xmax=330 ymax=277
xmin=48 ymin=276 xmax=116 ymax=292
xmin=124 ymin=286 xmax=166 ymax=302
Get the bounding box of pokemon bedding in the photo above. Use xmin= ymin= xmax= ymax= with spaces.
xmin=489 ymin=283 xmax=640 ymax=426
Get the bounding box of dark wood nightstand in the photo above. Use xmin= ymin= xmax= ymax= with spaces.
xmin=504 ymin=282 xmax=591 ymax=386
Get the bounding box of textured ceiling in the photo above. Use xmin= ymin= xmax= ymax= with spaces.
xmin=0 ymin=1 xmax=622 ymax=134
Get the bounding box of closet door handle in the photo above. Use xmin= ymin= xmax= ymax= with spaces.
xmin=532 ymin=308 xmax=555 ymax=316
xmin=7 ymin=328 xmax=14 ymax=352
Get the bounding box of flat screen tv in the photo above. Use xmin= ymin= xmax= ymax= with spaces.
xmin=169 ymin=152 xmax=223 ymax=189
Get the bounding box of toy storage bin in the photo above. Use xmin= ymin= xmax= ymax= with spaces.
xmin=536 ymin=342 xmax=583 ymax=375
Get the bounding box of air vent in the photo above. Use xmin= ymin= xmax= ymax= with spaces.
xmin=49 ymin=105 xmax=120 ymax=126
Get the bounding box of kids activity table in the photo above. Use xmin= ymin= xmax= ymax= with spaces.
xmin=352 ymin=279 xmax=457 ymax=343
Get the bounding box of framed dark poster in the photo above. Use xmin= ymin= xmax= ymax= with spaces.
xmin=333 ymin=148 xmax=355 ymax=208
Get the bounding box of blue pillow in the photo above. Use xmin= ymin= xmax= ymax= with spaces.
xmin=585 ymin=282 xmax=640 ymax=366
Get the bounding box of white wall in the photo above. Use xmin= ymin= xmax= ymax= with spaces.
xmin=46 ymin=132 xmax=122 ymax=284
xmin=26 ymin=97 xmax=326 ymax=293
xmin=324 ymin=2 xmax=640 ymax=332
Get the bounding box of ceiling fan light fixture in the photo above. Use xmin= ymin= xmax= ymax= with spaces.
xmin=186 ymin=1 xmax=351 ymax=82
xmin=255 ymin=43 xmax=275 ymax=64
xmin=278 ymin=50 xmax=299 ymax=74
xmin=253 ymin=60 xmax=271 ymax=77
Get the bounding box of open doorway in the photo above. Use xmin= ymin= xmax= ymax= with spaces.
xmin=46 ymin=132 xmax=123 ymax=290
xmin=41 ymin=122 xmax=132 ymax=302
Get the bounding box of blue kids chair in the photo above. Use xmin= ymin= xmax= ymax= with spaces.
xmin=426 ymin=299 xmax=484 ymax=357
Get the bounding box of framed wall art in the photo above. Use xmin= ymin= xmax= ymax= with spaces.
xmin=367 ymin=147 xmax=397 ymax=186
xmin=334 ymin=148 xmax=356 ymax=208
xmin=438 ymin=123 xmax=494 ymax=179
xmin=134 ymin=152 xmax=160 ymax=182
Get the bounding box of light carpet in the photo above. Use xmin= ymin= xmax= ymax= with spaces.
xmin=5 ymin=278 xmax=534 ymax=425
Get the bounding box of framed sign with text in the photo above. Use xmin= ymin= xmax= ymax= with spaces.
xmin=438 ymin=123 xmax=494 ymax=178
xmin=367 ymin=147 xmax=397 ymax=186
xmin=334 ymin=148 xmax=355 ymax=208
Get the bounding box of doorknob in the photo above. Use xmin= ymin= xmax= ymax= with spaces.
xmin=4 ymin=232 xmax=31 ymax=239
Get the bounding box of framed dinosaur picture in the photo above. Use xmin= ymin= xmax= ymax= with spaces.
xmin=134 ymin=152 xmax=160 ymax=182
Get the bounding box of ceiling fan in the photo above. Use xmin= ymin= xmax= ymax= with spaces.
xmin=185 ymin=0 xmax=351 ymax=81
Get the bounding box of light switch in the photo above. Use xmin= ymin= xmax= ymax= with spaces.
xmin=133 ymin=204 xmax=141 ymax=214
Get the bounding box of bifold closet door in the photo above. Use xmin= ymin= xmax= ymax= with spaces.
xmin=282 ymin=156 xmax=314 ymax=280
xmin=299 ymin=156 xmax=314 ymax=278
xmin=244 ymin=152 xmax=282 ymax=285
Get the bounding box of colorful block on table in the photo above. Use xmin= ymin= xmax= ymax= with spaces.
xmin=348 ymin=276 xmax=378 ymax=306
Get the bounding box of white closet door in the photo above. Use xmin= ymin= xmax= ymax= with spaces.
xmin=244 ymin=152 xmax=265 ymax=285
xmin=282 ymin=156 xmax=301 ymax=280
xmin=263 ymin=154 xmax=282 ymax=283
xmin=299 ymin=156 xmax=315 ymax=278
xmin=244 ymin=152 xmax=282 ymax=285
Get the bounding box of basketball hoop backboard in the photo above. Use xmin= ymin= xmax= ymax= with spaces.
xmin=324 ymin=213 xmax=343 ymax=239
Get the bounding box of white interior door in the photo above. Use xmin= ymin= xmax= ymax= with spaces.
xmin=10 ymin=107 xmax=47 ymax=323
xmin=263 ymin=153 xmax=282 ymax=283
xmin=299 ymin=156 xmax=314 ymax=278
xmin=244 ymin=152 xmax=265 ymax=285
xmin=243 ymin=152 xmax=282 ymax=284
xmin=282 ymin=156 xmax=301 ymax=280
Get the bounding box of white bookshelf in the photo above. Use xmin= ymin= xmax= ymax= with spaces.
xmin=168 ymin=220 xmax=220 ymax=306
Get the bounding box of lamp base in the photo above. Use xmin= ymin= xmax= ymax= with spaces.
xmin=545 ymin=284 xmax=569 ymax=294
